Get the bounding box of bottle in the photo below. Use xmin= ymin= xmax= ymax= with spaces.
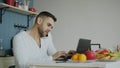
xmin=14 ymin=0 xmax=19 ymax=7
xmin=18 ymin=2 xmax=23 ymax=9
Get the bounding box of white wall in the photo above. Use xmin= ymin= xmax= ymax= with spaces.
xmin=34 ymin=0 xmax=120 ymax=51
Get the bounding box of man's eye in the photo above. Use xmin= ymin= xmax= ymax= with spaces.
xmin=48 ymin=24 xmax=51 ymax=26
xmin=47 ymin=23 xmax=53 ymax=29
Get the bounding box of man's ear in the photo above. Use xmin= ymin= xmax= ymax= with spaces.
xmin=37 ymin=17 xmax=42 ymax=25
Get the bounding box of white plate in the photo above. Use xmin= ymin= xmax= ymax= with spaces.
xmin=86 ymin=60 xmax=96 ymax=63
xmin=66 ymin=59 xmax=96 ymax=63
xmin=97 ymin=59 xmax=117 ymax=62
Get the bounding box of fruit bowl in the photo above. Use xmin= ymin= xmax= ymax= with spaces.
xmin=67 ymin=59 xmax=96 ymax=63
xmin=97 ymin=59 xmax=118 ymax=62
xmin=86 ymin=60 xmax=96 ymax=63
xmin=96 ymin=48 xmax=119 ymax=62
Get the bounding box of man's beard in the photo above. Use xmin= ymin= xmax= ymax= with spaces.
xmin=40 ymin=33 xmax=48 ymax=37
xmin=39 ymin=31 xmax=48 ymax=37
xmin=38 ymin=27 xmax=48 ymax=37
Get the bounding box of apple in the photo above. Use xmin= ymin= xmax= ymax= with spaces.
xmin=85 ymin=50 xmax=96 ymax=60
xmin=99 ymin=49 xmax=109 ymax=54
xmin=29 ymin=8 xmax=36 ymax=12
xmin=95 ymin=50 xmax=99 ymax=52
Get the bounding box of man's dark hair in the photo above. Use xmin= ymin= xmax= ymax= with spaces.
xmin=35 ymin=11 xmax=57 ymax=22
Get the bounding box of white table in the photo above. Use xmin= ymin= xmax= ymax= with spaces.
xmin=29 ymin=60 xmax=120 ymax=68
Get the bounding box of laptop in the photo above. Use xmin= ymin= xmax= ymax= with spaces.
xmin=55 ymin=38 xmax=91 ymax=62
xmin=76 ymin=38 xmax=91 ymax=53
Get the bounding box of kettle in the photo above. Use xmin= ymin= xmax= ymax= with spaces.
xmin=6 ymin=0 xmax=15 ymax=6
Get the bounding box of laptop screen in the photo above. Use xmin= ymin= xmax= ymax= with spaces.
xmin=76 ymin=38 xmax=91 ymax=53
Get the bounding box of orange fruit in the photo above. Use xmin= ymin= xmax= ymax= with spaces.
xmin=78 ymin=54 xmax=87 ymax=62
xmin=71 ymin=53 xmax=87 ymax=62
xmin=71 ymin=53 xmax=79 ymax=61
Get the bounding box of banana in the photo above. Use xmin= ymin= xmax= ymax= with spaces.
xmin=116 ymin=45 xmax=120 ymax=52
xmin=96 ymin=54 xmax=105 ymax=59
xmin=110 ymin=56 xmax=118 ymax=60
xmin=109 ymin=53 xmax=118 ymax=57
xmin=100 ymin=56 xmax=111 ymax=60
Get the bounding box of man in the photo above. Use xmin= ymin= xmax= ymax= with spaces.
xmin=13 ymin=11 xmax=67 ymax=68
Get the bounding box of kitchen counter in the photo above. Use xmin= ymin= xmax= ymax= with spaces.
xmin=0 ymin=56 xmax=15 ymax=68
xmin=29 ymin=60 xmax=120 ymax=68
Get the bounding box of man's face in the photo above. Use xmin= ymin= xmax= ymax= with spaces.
xmin=38 ymin=17 xmax=54 ymax=37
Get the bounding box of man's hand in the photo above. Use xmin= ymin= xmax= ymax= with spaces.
xmin=52 ymin=51 xmax=67 ymax=60
xmin=66 ymin=50 xmax=76 ymax=59
xmin=68 ymin=50 xmax=76 ymax=54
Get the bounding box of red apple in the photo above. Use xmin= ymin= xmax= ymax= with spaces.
xmin=99 ymin=49 xmax=109 ymax=54
xmin=29 ymin=8 xmax=36 ymax=12
xmin=95 ymin=50 xmax=99 ymax=52
xmin=85 ymin=50 xmax=96 ymax=60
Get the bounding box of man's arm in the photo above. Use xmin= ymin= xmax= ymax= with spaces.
xmin=47 ymin=33 xmax=67 ymax=60
xmin=47 ymin=33 xmax=57 ymax=56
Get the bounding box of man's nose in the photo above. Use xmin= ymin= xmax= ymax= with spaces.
xmin=48 ymin=27 xmax=52 ymax=32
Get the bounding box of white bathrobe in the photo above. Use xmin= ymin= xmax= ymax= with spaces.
xmin=13 ymin=31 xmax=57 ymax=68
